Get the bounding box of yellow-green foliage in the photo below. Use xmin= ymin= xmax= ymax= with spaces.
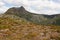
xmin=0 ymin=14 xmax=60 ymax=40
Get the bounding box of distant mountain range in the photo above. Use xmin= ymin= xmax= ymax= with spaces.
xmin=5 ymin=6 xmax=60 ymax=25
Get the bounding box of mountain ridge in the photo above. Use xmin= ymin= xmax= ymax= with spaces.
xmin=5 ymin=6 xmax=60 ymax=25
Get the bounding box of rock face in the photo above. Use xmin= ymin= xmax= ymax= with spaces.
xmin=5 ymin=6 xmax=60 ymax=25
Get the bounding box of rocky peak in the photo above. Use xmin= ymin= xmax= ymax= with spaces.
xmin=19 ymin=6 xmax=25 ymax=10
xmin=5 ymin=6 xmax=27 ymax=15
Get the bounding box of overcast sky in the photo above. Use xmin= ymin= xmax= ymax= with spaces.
xmin=0 ymin=0 xmax=60 ymax=15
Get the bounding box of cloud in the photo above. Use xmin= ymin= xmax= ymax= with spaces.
xmin=22 ymin=0 xmax=60 ymax=15
xmin=0 ymin=2 xmax=5 ymax=7
xmin=0 ymin=0 xmax=9 ymax=13
xmin=0 ymin=6 xmax=9 ymax=13
xmin=0 ymin=0 xmax=60 ymax=15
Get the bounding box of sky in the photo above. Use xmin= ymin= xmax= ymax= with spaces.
xmin=0 ymin=0 xmax=60 ymax=15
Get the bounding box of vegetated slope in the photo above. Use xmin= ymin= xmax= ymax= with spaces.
xmin=5 ymin=6 xmax=47 ymax=24
xmin=5 ymin=6 xmax=60 ymax=25
xmin=52 ymin=15 xmax=60 ymax=25
xmin=0 ymin=14 xmax=60 ymax=40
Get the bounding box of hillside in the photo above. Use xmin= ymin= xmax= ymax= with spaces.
xmin=5 ymin=6 xmax=47 ymax=24
xmin=5 ymin=6 xmax=60 ymax=25
xmin=0 ymin=14 xmax=60 ymax=40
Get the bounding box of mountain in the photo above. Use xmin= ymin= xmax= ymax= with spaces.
xmin=5 ymin=6 xmax=60 ymax=25
xmin=0 ymin=6 xmax=60 ymax=40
